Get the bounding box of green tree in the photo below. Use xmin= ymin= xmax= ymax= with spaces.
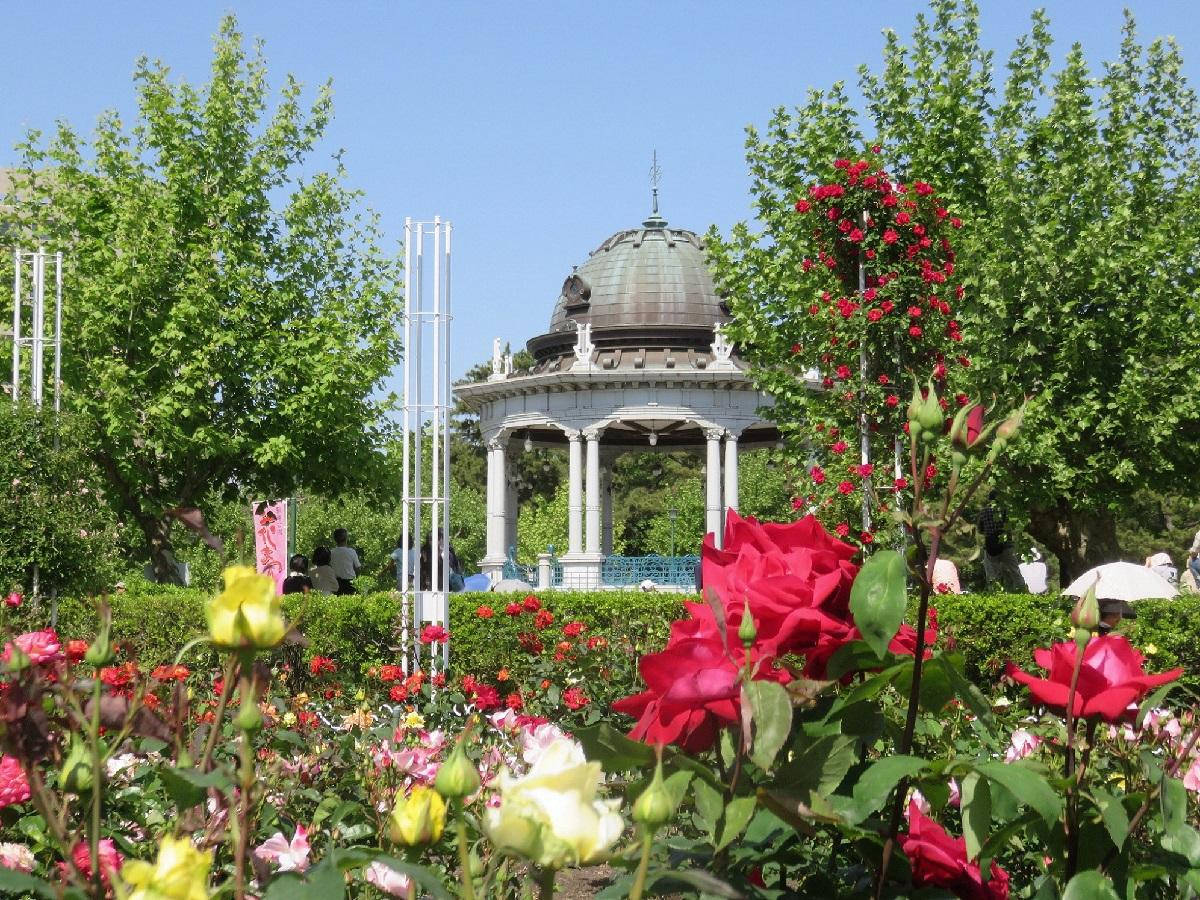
xmin=8 ymin=17 xmax=402 ymax=580
xmin=709 ymin=0 xmax=1200 ymax=580
xmin=0 ymin=404 xmax=125 ymax=596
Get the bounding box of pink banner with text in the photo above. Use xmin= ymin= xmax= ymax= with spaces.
xmin=253 ymin=500 xmax=289 ymax=595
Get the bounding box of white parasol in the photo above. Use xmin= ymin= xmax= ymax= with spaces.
xmin=1061 ymin=561 xmax=1178 ymax=602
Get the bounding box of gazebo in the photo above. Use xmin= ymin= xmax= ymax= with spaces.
xmin=454 ymin=207 xmax=782 ymax=589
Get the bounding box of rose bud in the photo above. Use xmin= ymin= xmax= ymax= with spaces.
xmin=906 ymin=377 xmax=925 ymax=438
xmin=632 ymin=758 xmax=676 ymax=830
xmin=737 ymin=598 xmax=757 ymax=648
xmin=435 ymin=735 xmax=481 ymax=800
xmin=917 ymin=380 xmax=944 ymax=435
xmin=58 ymin=735 xmax=94 ymax=793
xmin=388 ymin=785 xmax=447 ymax=846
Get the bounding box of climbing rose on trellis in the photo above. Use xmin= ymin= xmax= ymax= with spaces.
xmin=786 ymin=155 xmax=969 ymax=542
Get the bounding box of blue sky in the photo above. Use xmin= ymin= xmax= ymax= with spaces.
xmin=4 ymin=1 xmax=1197 ymax=383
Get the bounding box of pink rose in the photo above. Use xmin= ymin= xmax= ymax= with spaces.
xmin=0 ymin=757 xmax=31 ymax=809
xmin=2 ymin=629 xmax=63 ymax=665
xmin=1006 ymin=635 xmax=1182 ymax=722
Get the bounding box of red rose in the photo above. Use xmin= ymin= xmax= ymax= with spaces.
xmin=886 ymin=395 xmax=899 ymax=408
xmin=1006 ymin=635 xmax=1182 ymax=722
xmin=835 ymin=364 xmax=851 ymax=380
xmin=378 ymin=664 xmax=404 ymax=683
xmin=471 ymin=684 xmax=500 ymax=709
xmin=837 ymin=480 xmax=854 ymax=495
xmin=563 ymin=687 xmax=589 ymax=710
xmin=894 ymin=477 xmax=909 ymax=491
xmin=420 ymin=624 xmax=449 ymax=645
xmin=951 ymin=217 xmax=963 ymax=228
xmin=847 ymin=228 xmax=864 ymax=243
xmin=476 ymin=605 xmax=495 ymax=619
xmin=913 ymin=181 xmax=934 ymax=196
xmin=563 ymin=621 xmax=585 ymax=637
xmin=506 ymin=691 xmax=524 ymax=711
xmin=612 ymin=616 xmax=789 ymax=752
xmin=389 ymin=684 xmax=408 ymax=702
xmin=867 ymin=309 xmax=883 ymax=322
xmin=504 ymin=602 xmax=522 ymax=616
xmin=522 ymin=595 xmax=541 ymax=612
xmin=795 ymin=199 xmax=811 ymax=213
xmin=62 ymin=839 xmax=123 ymax=891
xmin=152 ymin=663 xmax=192 ymax=681
xmin=534 ymin=609 xmax=555 ymax=630
xmin=831 ymin=440 xmax=848 ymax=454
xmin=902 ymin=803 xmax=1009 ymax=899
xmin=65 ymin=639 xmax=89 ymax=662
xmin=908 ymin=305 xmax=923 ymax=318
xmin=881 ymin=300 xmax=895 ymax=313
xmin=698 ymin=510 xmax=860 ymax=658
xmin=909 ymin=325 xmax=923 ymax=338
xmin=895 ymin=211 xmax=911 ymax=225
xmin=4 ymin=592 xmax=20 ymax=608
xmin=822 ymin=376 xmax=834 ymax=388
xmin=860 ymin=531 xmax=874 ymax=544
xmin=857 ymin=464 xmax=874 ymax=478
xmin=882 ymin=228 xmax=899 ymax=244
xmin=834 ymin=522 xmax=851 ymax=538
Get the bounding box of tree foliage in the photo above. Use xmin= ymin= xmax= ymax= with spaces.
xmin=708 ymin=0 xmax=1200 ymax=579
xmin=6 ymin=16 xmax=403 ymax=579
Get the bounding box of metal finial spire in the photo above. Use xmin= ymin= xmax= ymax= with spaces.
xmin=649 ymin=150 xmax=661 ymax=216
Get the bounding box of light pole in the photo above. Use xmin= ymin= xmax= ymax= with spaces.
xmin=669 ymin=507 xmax=678 ymax=558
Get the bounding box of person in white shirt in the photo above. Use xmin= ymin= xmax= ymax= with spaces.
xmin=329 ymin=528 xmax=361 ymax=595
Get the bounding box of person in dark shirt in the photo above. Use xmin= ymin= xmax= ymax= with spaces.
xmin=977 ymin=493 xmax=1026 ymax=591
xmin=281 ymin=554 xmax=313 ymax=595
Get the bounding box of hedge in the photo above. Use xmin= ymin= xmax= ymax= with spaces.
xmin=11 ymin=586 xmax=1200 ymax=692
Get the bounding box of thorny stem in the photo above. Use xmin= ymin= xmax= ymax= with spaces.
xmin=199 ymin=655 xmax=237 ymax=773
xmin=629 ymin=832 xmax=655 ymax=900
xmin=233 ymin=660 xmax=256 ymax=900
xmin=89 ymin=671 xmax=103 ymax=896
xmin=1063 ymin=636 xmax=1087 ymax=880
xmin=875 ymin=527 xmax=941 ymax=900
xmin=1100 ymin=725 xmax=1200 ymax=875
xmin=457 ymin=817 xmax=478 ymax=900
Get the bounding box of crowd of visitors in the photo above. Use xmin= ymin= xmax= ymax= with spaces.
xmin=280 ymin=526 xmax=465 ymax=596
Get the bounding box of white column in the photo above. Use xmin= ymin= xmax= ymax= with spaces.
xmin=705 ymin=427 xmax=724 ymax=548
xmin=486 ymin=438 xmax=508 ymax=563
xmin=566 ymin=430 xmax=583 ymax=555
xmin=585 ymin=427 xmax=602 ymax=555
xmin=724 ymin=430 xmax=739 ymax=524
xmin=601 ymin=463 xmax=614 ymax=555
xmin=504 ymin=448 xmax=519 ymax=558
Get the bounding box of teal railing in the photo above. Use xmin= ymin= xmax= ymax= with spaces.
xmin=601 ymin=555 xmax=700 ymax=588
xmin=501 ymin=546 xmax=536 ymax=584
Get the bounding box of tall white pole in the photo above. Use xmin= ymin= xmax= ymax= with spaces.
xmin=53 ymin=252 xmax=62 ymax=414
xmin=400 ymin=219 xmax=412 ymax=672
xmin=858 ymin=212 xmax=872 ymax=534
xmin=11 ymin=250 xmax=20 ymax=405
xmin=441 ymin=222 xmax=453 ymax=671
xmin=32 ymin=249 xmax=44 ymax=406
xmin=431 ymin=218 xmax=442 ymax=611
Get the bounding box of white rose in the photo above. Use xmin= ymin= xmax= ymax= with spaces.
xmin=484 ymin=738 xmax=624 ymax=869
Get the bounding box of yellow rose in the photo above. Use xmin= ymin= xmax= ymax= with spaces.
xmin=387 ymin=785 xmax=447 ymax=845
xmin=122 ymin=835 xmax=212 ymax=900
xmin=206 ymin=566 xmax=287 ymax=651
xmin=484 ymin=738 xmax=624 ymax=869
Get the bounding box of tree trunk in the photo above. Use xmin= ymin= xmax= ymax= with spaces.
xmin=142 ymin=515 xmax=185 ymax=586
xmin=1027 ymin=501 xmax=1121 ymax=587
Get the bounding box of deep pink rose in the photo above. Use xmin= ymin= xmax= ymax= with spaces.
xmin=612 ymin=616 xmax=788 ymax=753
xmin=2 ymin=629 xmax=63 ymax=665
xmin=61 ymin=839 xmax=123 ymax=889
xmin=902 ymin=803 xmax=1009 ymax=899
xmin=1006 ymin=635 xmax=1182 ymax=722
xmin=0 ymin=757 xmax=31 ymax=809
xmin=699 ymin=511 xmax=859 ymax=655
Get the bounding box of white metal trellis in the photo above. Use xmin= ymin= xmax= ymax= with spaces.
xmin=400 ymin=218 xmax=453 ymax=675
xmin=10 ymin=247 xmax=63 ymax=412
xmin=9 ymin=247 xmax=64 ymax=606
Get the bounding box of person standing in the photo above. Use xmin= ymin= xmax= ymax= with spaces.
xmin=330 ymin=528 xmax=361 ymax=595
xmin=1188 ymin=528 xmax=1200 ymax=588
xmin=281 ymin=554 xmax=313 ymax=595
xmin=310 ymin=546 xmax=339 ymax=595
xmin=978 ymin=493 xmax=1025 ymax=592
